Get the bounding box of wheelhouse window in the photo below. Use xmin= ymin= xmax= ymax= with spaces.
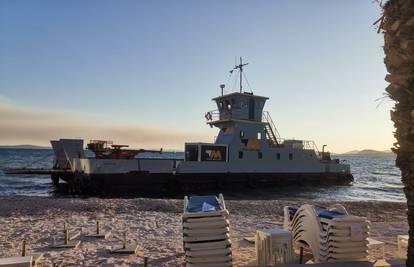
xmin=239 ymin=151 xmax=243 ymax=159
xmin=240 ymin=131 xmax=245 ymax=138
xmin=185 ymin=145 xmax=198 ymax=161
xmin=257 ymin=132 xmax=262 ymax=140
xmin=258 ymin=152 xmax=263 ymax=159
xmin=276 ymin=153 xmax=280 ymax=160
xmin=200 ymin=145 xmax=227 ymax=162
xmin=289 ymin=153 xmax=293 ymax=160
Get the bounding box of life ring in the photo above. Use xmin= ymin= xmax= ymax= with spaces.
xmin=205 ymin=112 xmax=212 ymax=121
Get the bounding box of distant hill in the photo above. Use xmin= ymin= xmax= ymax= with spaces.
xmin=0 ymin=144 xmax=51 ymax=149
xmin=342 ymin=149 xmax=394 ymax=156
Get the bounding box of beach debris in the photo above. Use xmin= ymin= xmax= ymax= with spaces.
xmin=0 ymin=240 xmax=43 ymax=267
xmin=110 ymin=231 xmax=138 ymax=254
xmin=0 ymin=256 xmax=33 ymax=267
xmin=242 ymin=236 xmax=255 ymax=244
xmin=63 ymin=222 xmax=81 ymax=241
xmin=50 ymin=227 xmax=81 ymax=249
xmin=85 ymin=220 xmax=111 ymax=239
xmin=22 ymin=240 xmax=44 ymax=266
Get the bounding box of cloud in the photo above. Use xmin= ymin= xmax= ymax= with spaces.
xmin=0 ymin=98 xmax=209 ymax=149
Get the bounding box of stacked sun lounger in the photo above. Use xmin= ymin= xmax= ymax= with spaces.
xmin=182 ymin=194 xmax=232 ymax=267
xmin=283 ymin=204 xmax=369 ymax=263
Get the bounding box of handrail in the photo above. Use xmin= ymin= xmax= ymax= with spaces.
xmin=263 ymin=111 xmax=280 ymax=139
xmin=205 ymin=109 xmax=246 ymax=122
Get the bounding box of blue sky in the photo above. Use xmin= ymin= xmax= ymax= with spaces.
xmin=0 ymin=1 xmax=392 ymax=152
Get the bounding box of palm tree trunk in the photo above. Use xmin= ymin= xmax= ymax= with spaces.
xmin=381 ymin=0 xmax=414 ymax=265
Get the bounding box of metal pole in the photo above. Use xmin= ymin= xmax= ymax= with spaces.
xmin=239 ymin=57 xmax=242 ymax=93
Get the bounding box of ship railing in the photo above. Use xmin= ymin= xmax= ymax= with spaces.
xmin=303 ymin=140 xmax=320 ymax=155
xmin=205 ymin=109 xmax=245 ymax=122
xmin=205 ymin=109 xmax=220 ymax=122
xmin=275 ymin=138 xmax=320 ymax=154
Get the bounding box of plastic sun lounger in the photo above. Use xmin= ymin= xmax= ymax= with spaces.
xmin=183 ymin=195 xmax=228 ymax=219
xmin=187 ymin=254 xmax=232 ymax=264
xmin=284 ymin=204 xmax=369 ymax=263
xmin=186 ymin=262 xmax=232 ymax=267
xmin=182 ymin=194 xmax=232 ymax=267
xmin=183 ymin=226 xmax=230 ymax=235
xmin=185 ymin=247 xmax=231 ymax=257
xmin=184 ymin=239 xmax=232 ymax=250
xmin=183 ymin=219 xmax=229 ymax=229
xmin=183 ymin=233 xmax=230 ymax=243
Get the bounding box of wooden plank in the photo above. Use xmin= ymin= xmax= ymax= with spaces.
xmin=0 ymin=256 xmax=32 ymax=267
xmin=110 ymin=245 xmax=138 ymax=255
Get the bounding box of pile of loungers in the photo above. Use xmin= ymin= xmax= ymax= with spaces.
xmin=182 ymin=194 xmax=232 ymax=267
xmin=283 ymin=204 xmax=370 ymax=263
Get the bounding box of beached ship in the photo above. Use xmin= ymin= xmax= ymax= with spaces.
xmin=6 ymin=60 xmax=352 ymax=193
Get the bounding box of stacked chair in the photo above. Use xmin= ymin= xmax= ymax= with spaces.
xmin=182 ymin=194 xmax=232 ymax=267
xmin=283 ymin=204 xmax=369 ymax=263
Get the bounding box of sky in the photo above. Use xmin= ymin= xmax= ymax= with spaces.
xmin=0 ymin=1 xmax=393 ymax=153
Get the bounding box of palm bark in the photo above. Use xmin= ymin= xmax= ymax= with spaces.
xmin=381 ymin=0 xmax=414 ymax=265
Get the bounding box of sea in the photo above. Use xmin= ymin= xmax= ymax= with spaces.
xmin=0 ymin=148 xmax=405 ymax=202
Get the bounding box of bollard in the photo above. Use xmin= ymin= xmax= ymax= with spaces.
xmin=21 ymin=240 xmax=26 ymax=256
xmin=96 ymin=220 xmax=100 ymax=235
xmin=144 ymin=257 xmax=148 ymax=267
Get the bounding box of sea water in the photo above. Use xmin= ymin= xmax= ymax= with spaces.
xmin=0 ymin=148 xmax=404 ymax=202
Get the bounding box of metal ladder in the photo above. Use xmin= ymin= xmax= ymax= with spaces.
xmin=263 ymin=111 xmax=281 ymax=146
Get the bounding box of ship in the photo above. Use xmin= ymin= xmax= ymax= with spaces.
xmin=6 ymin=59 xmax=353 ymax=194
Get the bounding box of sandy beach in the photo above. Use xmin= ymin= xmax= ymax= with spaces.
xmin=0 ymin=196 xmax=408 ymax=266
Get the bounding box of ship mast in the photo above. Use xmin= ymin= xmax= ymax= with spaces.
xmin=232 ymin=57 xmax=248 ymax=93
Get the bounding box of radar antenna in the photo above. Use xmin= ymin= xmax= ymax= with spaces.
xmin=230 ymin=57 xmax=248 ymax=93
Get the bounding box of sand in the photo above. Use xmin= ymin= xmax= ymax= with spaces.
xmin=0 ymin=196 xmax=408 ymax=266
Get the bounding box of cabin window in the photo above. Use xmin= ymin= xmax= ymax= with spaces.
xmin=257 ymin=132 xmax=262 ymax=140
xmin=258 ymin=152 xmax=263 ymax=159
xmin=225 ymin=100 xmax=231 ymax=110
xmin=239 ymin=151 xmax=243 ymax=159
xmin=185 ymin=145 xmax=199 ymax=161
xmin=200 ymin=145 xmax=227 ymax=162
xmin=240 ymin=131 xmax=245 ymax=138
xmin=241 ymin=139 xmax=248 ymax=146
xmin=289 ymin=153 xmax=293 ymax=160
xmin=276 ymin=153 xmax=280 ymax=160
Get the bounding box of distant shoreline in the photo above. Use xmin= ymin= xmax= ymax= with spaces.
xmin=338 ymin=149 xmax=394 ymax=156
xmin=0 ymin=145 xmax=51 ymax=150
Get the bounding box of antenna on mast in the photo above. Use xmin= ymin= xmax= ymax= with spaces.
xmin=220 ymin=84 xmax=225 ymax=96
xmin=230 ymin=57 xmax=248 ymax=93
